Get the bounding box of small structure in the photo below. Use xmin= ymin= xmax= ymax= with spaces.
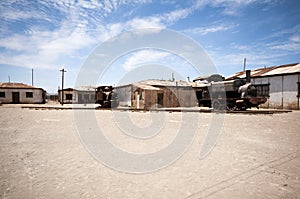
xmin=115 ymin=79 xmax=197 ymax=109
xmin=0 ymin=82 xmax=46 ymax=104
xmin=58 ymin=86 xmax=96 ymax=104
xmin=227 ymin=62 xmax=300 ymax=109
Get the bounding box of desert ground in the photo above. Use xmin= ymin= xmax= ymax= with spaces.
xmin=0 ymin=104 xmax=299 ymax=198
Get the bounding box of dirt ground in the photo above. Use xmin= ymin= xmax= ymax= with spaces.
xmin=0 ymin=105 xmax=299 ymax=198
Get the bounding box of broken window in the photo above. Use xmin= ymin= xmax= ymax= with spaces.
xmin=66 ymin=94 xmax=73 ymax=100
xmin=26 ymin=92 xmax=33 ymax=98
xmin=255 ymin=84 xmax=269 ymax=97
xmin=0 ymin=92 xmax=5 ymax=98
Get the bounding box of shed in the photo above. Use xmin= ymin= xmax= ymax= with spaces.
xmin=0 ymin=82 xmax=46 ymax=104
xmin=115 ymin=79 xmax=197 ymax=109
xmin=227 ymin=63 xmax=300 ymax=109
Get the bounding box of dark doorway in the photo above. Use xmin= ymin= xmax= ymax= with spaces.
xmin=157 ymin=93 xmax=164 ymax=107
xmin=12 ymin=92 xmax=20 ymax=103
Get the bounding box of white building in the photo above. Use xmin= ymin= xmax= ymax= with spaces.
xmin=58 ymin=86 xmax=96 ymax=104
xmin=227 ymin=63 xmax=300 ymax=110
xmin=0 ymin=82 xmax=46 ymax=104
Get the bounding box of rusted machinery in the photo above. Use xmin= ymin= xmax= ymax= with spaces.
xmin=192 ymin=71 xmax=267 ymax=111
xmin=95 ymin=86 xmax=118 ymax=108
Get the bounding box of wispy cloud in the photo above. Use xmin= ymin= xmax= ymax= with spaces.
xmin=183 ymin=23 xmax=237 ymax=35
xmin=266 ymin=25 xmax=300 ymax=52
xmin=0 ymin=0 xmax=197 ymax=70
xmin=269 ymin=35 xmax=300 ymax=51
xmin=122 ymin=50 xmax=170 ymax=71
xmin=195 ymin=0 xmax=275 ymax=16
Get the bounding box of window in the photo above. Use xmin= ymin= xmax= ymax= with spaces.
xmin=0 ymin=92 xmax=5 ymax=98
xmin=84 ymin=94 xmax=89 ymax=100
xmin=66 ymin=94 xmax=73 ymax=100
xmin=255 ymin=84 xmax=270 ymax=97
xmin=26 ymin=92 xmax=33 ymax=98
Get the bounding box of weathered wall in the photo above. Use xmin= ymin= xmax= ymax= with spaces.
xmin=115 ymin=85 xmax=132 ymax=107
xmin=0 ymin=88 xmax=45 ymax=103
xmin=142 ymin=87 xmax=197 ymax=109
xmin=175 ymin=87 xmax=198 ymax=107
xmin=77 ymin=91 xmax=95 ymax=104
xmin=58 ymin=90 xmax=77 ymax=104
xmin=268 ymin=76 xmax=283 ymax=109
xmin=253 ymin=74 xmax=299 ymax=110
xmin=282 ymin=74 xmax=299 ymax=109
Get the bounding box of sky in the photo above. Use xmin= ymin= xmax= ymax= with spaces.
xmin=0 ymin=0 xmax=299 ymax=93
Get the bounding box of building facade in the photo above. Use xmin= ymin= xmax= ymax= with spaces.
xmin=0 ymin=82 xmax=46 ymax=104
xmin=227 ymin=63 xmax=300 ymax=110
xmin=58 ymin=86 xmax=96 ymax=104
xmin=115 ymin=80 xmax=197 ymax=110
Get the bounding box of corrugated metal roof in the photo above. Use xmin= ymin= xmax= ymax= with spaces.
xmin=75 ymin=86 xmax=96 ymax=91
xmin=138 ymin=79 xmax=191 ymax=87
xmin=133 ymin=83 xmax=161 ymax=90
xmin=0 ymin=82 xmax=44 ymax=90
xmin=226 ymin=62 xmax=300 ymax=79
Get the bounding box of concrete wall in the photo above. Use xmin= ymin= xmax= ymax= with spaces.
xmin=282 ymin=74 xmax=299 ymax=109
xmin=252 ymin=74 xmax=299 ymax=109
xmin=58 ymin=90 xmax=77 ymax=104
xmin=77 ymin=91 xmax=95 ymax=104
xmin=0 ymin=88 xmax=45 ymax=104
xmin=58 ymin=90 xmax=95 ymax=104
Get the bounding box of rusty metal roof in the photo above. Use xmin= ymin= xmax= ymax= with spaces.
xmin=226 ymin=62 xmax=300 ymax=79
xmin=0 ymin=82 xmax=44 ymax=90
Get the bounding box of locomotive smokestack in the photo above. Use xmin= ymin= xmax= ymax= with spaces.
xmin=246 ymin=70 xmax=251 ymax=83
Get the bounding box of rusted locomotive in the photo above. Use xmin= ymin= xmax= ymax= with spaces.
xmin=192 ymin=71 xmax=267 ymax=111
xmin=95 ymin=86 xmax=118 ymax=108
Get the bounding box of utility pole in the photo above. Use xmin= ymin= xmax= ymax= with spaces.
xmin=243 ymin=58 xmax=247 ymax=71
xmin=8 ymin=76 xmax=10 ymax=83
xmin=31 ymin=68 xmax=34 ymax=86
xmin=60 ymin=68 xmax=67 ymax=105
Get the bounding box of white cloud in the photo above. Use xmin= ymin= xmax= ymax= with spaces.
xmin=0 ymin=0 xmax=157 ymax=70
xmin=268 ymin=33 xmax=300 ymax=52
xmin=164 ymin=8 xmax=192 ymax=23
xmin=0 ymin=22 xmax=97 ymax=69
xmin=183 ymin=24 xmax=237 ymax=35
xmin=290 ymin=34 xmax=300 ymax=42
xmin=195 ymin=0 xmax=273 ymax=16
xmin=124 ymin=6 xmax=193 ymax=30
xmin=122 ymin=50 xmax=170 ymax=71
xmin=0 ymin=0 xmax=197 ymax=71
xmin=126 ymin=17 xmax=166 ymax=29
xmin=270 ymin=43 xmax=300 ymax=51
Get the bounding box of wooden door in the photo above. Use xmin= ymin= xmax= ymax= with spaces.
xmin=12 ymin=92 xmax=20 ymax=103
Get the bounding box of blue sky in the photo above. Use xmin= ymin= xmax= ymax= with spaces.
xmin=0 ymin=0 xmax=299 ymax=93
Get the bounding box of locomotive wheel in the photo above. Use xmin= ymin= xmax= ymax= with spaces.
xmin=212 ymin=99 xmax=223 ymax=111
xmin=226 ymin=101 xmax=237 ymax=111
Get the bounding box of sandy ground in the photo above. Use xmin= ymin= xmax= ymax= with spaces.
xmin=0 ymin=105 xmax=299 ymax=198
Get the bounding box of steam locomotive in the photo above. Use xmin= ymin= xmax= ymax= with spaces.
xmin=192 ymin=71 xmax=267 ymax=111
xmin=95 ymin=86 xmax=118 ymax=108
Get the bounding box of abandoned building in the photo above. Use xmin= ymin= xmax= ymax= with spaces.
xmin=0 ymin=82 xmax=46 ymax=104
xmin=58 ymin=86 xmax=96 ymax=104
xmin=115 ymin=79 xmax=197 ymax=109
xmin=227 ymin=62 xmax=300 ymax=110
